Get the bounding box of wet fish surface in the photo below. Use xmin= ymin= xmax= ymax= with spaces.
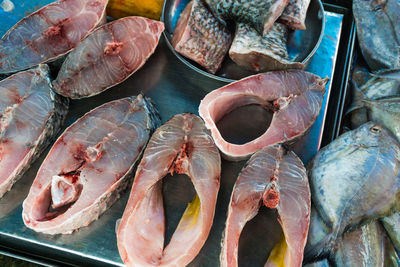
xmin=229 ymin=22 xmax=303 ymax=72
xmin=53 ymin=16 xmax=164 ymax=99
xmin=305 ymin=122 xmax=400 ymax=259
xmin=0 ymin=64 xmax=68 ymax=198
xmin=117 ymin=113 xmax=221 ymax=267
xmin=199 ymin=70 xmax=327 ymax=161
xmin=353 ymin=0 xmax=400 ymax=70
xmin=22 ymin=95 xmax=159 ymax=234
xmin=304 ymin=259 xmax=330 ymax=267
xmin=205 ymin=0 xmax=289 ymax=35
xmin=172 ymin=0 xmax=232 ymax=74
xmin=382 ymin=211 xmax=400 ymax=256
xmin=0 ymin=0 xmax=108 ymax=74
xmin=279 ymin=0 xmax=311 ymax=30
xmin=220 ymin=144 xmax=310 ymax=267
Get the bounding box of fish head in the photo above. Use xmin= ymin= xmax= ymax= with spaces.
xmin=351 ymin=122 xmax=399 ymax=150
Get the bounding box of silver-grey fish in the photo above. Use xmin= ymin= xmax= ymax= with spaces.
xmin=205 ymin=0 xmax=289 ymax=35
xmin=353 ymin=0 xmax=400 ymax=71
xmin=279 ymin=0 xmax=311 ymax=30
xmin=382 ymin=212 xmax=400 ymax=256
xmin=0 ymin=64 xmax=68 ymax=198
xmin=304 ymin=259 xmax=330 ymax=267
xmin=229 ymin=23 xmax=303 ymax=72
xmin=333 ymin=221 xmax=399 ymax=267
xmin=305 ymin=122 xmax=400 ymax=259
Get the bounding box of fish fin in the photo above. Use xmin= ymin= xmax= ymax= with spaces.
xmin=344 ymin=81 xmax=367 ymax=116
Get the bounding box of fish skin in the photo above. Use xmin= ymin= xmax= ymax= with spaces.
xmin=117 ymin=113 xmax=221 ymax=267
xmin=205 ymin=0 xmax=289 ymax=35
xmin=199 ymin=70 xmax=327 ymax=161
xmin=279 ymin=0 xmax=311 ymax=30
xmin=353 ymin=0 xmax=400 ymax=71
xmin=53 ymin=16 xmax=164 ymax=99
xmin=22 ymin=95 xmax=159 ymax=234
xmin=305 ymin=122 xmax=400 ymax=259
xmin=0 ymin=64 xmax=68 ymax=198
xmin=172 ymin=0 xmax=232 ymax=74
xmin=382 ymin=212 xmax=400 ymax=256
xmin=304 ymin=259 xmax=330 ymax=267
xmin=229 ymin=22 xmax=303 ymax=72
xmin=220 ymin=144 xmax=310 ymax=267
xmin=0 ymin=0 xmax=108 ymax=74
xmin=348 ymin=68 xmax=400 ymax=128
xmin=332 ymin=221 xmax=399 ymax=267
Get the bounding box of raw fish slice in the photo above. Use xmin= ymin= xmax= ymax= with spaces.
xmin=0 ymin=0 xmax=108 ymax=74
xmin=220 ymin=145 xmax=310 ymax=267
xmin=205 ymin=0 xmax=289 ymax=35
xmin=333 ymin=221 xmax=399 ymax=267
xmin=0 ymin=65 xmax=68 ymax=198
xmin=279 ymin=0 xmax=311 ymax=30
xmin=353 ymin=0 xmax=400 ymax=70
xmin=53 ymin=16 xmax=164 ymax=99
xmin=305 ymin=122 xmax=400 ymax=259
xmin=117 ymin=113 xmax=221 ymax=266
xmin=199 ymin=70 xmax=327 ymax=161
xmin=22 ymin=95 xmax=160 ymax=234
xmin=229 ymin=23 xmax=303 ymax=72
xmin=172 ymin=0 xmax=232 ymax=74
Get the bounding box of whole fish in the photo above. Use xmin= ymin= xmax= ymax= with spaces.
xmin=0 ymin=64 xmax=68 ymax=198
xmin=199 ymin=70 xmax=327 ymax=161
xmin=0 ymin=0 xmax=108 ymax=74
xmin=382 ymin=212 xmax=400 ymax=256
xmin=229 ymin=23 xmax=303 ymax=72
xmin=117 ymin=113 xmax=221 ymax=266
xmin=353 ymin=0 xmax=400 ymax=70
xmin=220 ymin=144 xmax=310 ymax=267
xmin=172 ymin=0 xmax=232 ymax=74
xmin=305 ymin=122 xmax=400 ymax=259
xmin=205 ymin=0 xmax=289 ymax=35
xmin=279 ymin=0 xmax=311 ymax=30
xmin=22 ymin=95 xmax=159 ymax=234
xmin=53 ymin=16 xmax=164 ymax=99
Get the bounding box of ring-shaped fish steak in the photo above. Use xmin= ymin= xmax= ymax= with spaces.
xmin=0 ymin=0 xmax=108 ymax=74
xmin=22 ymin=95 xmax=160 ymax=234
xmin=305 ymin=122 xmax=400 ymax=259
xmin=199 ymin=71 xmax=327 ymax=161
xmin=53 ymin=16 xmax=164 ymax=99
xmin=0 ymin=64 xmax=68 ymax=198
xmin=117 ymin=113 xmax=221 ymax=266
xmin=220 ymin=144 xmax=310 ymax=267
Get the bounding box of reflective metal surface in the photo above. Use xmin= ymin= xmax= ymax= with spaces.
xmin=162 ymin=0 xmax=325 ymax=82
xmin=0 ymin=9 xmax=343 ymax=267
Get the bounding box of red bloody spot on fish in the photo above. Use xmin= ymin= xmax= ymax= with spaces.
xmin=104 ymin=42 xmax=124 ymax=55
xmin=170 ymin=142 xmax=193 ymax=174
xmin=45 ymin=26 xmax=62 ymax=38
xmin=263 ymin=187 xmax=279 ymax=208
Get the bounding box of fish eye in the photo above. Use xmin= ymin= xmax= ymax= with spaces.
xmin=370 ymin=126 xmax=382 ymax=133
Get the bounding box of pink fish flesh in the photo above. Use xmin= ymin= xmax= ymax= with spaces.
xmin=22 ymin=95 xmax=160 ymax=234
xmin=220 ymin=145 xmax=310 ymax=267
xmin=0 ymin=64 xmax=68 ymax=198
xmin=199 ymin=71 xmax=328 ymax=161
xmin=117 ymin=113 xmax=221 ymax=266
xmin=53 ymin=16 xmax=164 ymax=99
xmin=279 ymin=0 xmax=311 ymax=30
xmin=0 ymin=0 xmax=108 ymax=74
xmin=172 ymin=0 xmax=233 ymax=74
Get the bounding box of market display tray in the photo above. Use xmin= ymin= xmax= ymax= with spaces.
xmin=0 ymin=4 xmax=355 ymax=266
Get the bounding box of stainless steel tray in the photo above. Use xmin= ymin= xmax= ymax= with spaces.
xmin=0 ymin=6 xmax=346 ymax=267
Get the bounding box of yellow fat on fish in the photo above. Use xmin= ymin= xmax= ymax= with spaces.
xmin=106 ymin=0 xmax=163 ymax=20
xmin=179 ymin=194 xmax=201 ymax=229
xmin=266 ymin=234 xmax=287 ymax=267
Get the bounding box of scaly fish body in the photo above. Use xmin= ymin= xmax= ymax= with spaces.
xmin=382 ymin=212 xmax=400 ymax=256
xmin=53 ymin=16 xmax=164 ymax=99
xmin=0 ymin=64 xmax=68 ymax=198
xmin=229 ymin=22 xmax=303 ymax=72
xmin=353 ymin=0 xmax=400 ymax=70
xmin=0 ymin=0 xmax=108 ymax=74
xmin=220 ymin=145 xmax=310 ymax=267
xmin=306 ymin=122 xmax=400 ymax=259
xmin=22 ymin=95 xmax=159 ymax=234
xmin=117 ymin=113 xmax=221 ymax=266
xmin=172 ymin=0 xmax=232 ymax=74
xmin=205 ymin=0 xmax=289 ymax=35
xmin=279 ymin=0 xmax=311 ymax=30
